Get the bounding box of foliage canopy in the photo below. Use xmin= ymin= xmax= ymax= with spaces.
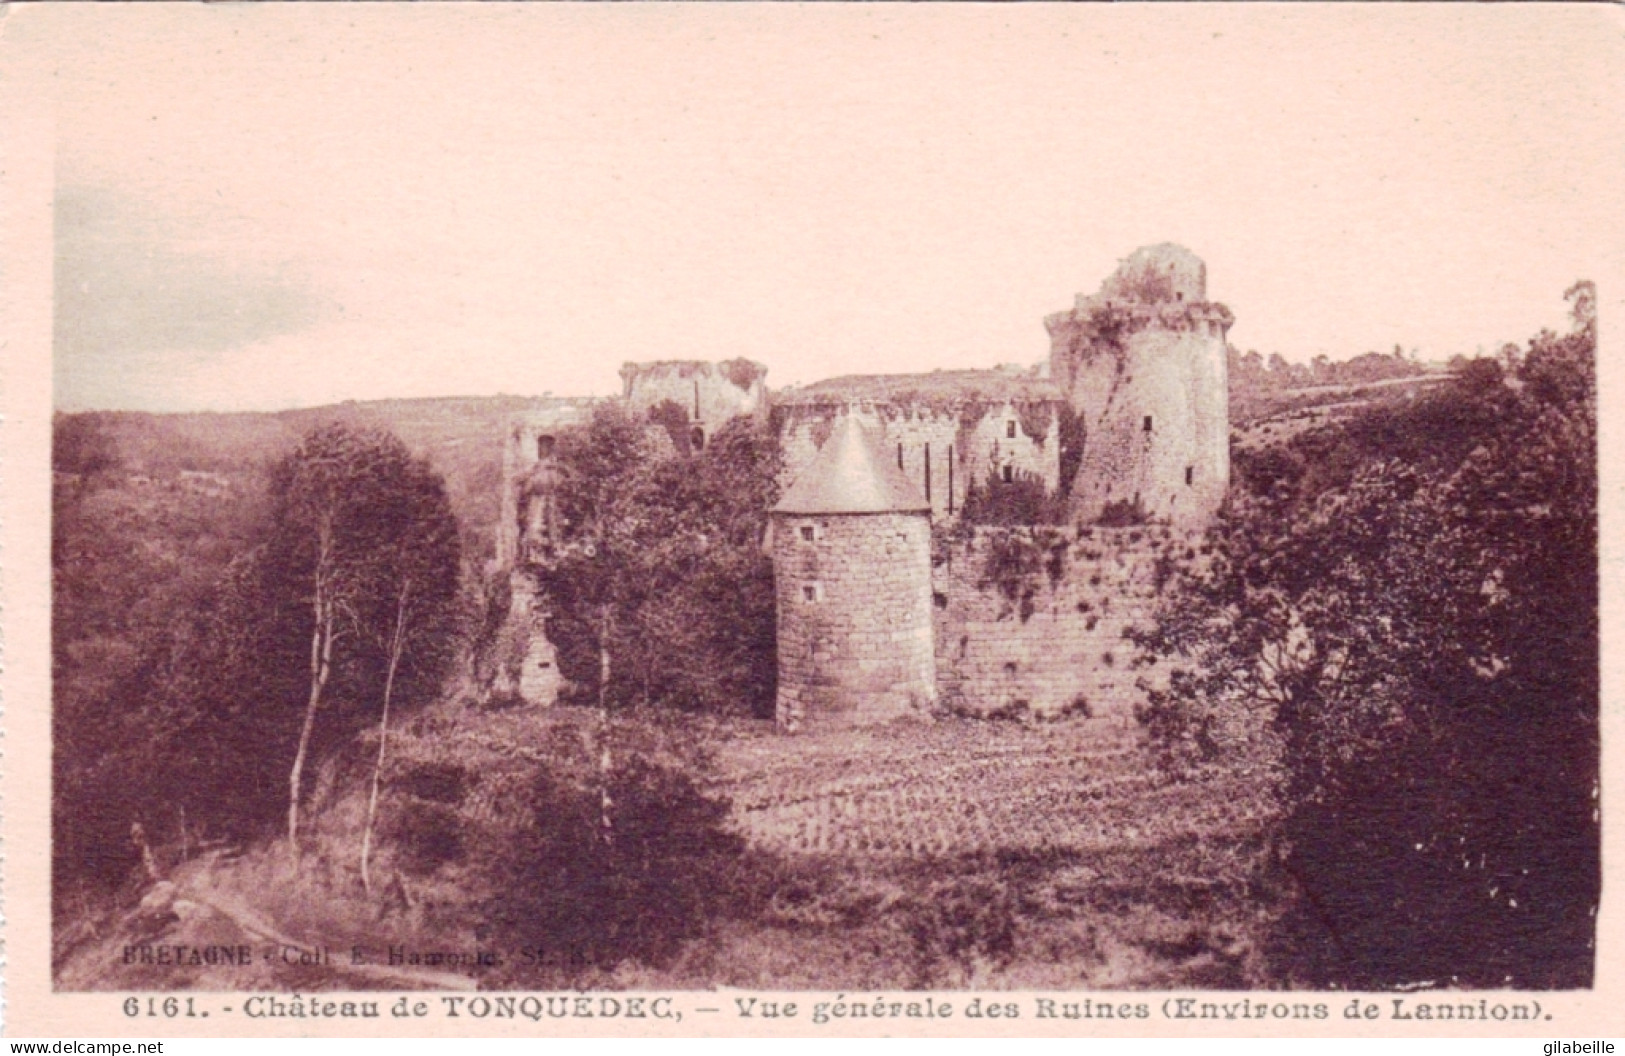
xmin=530 ymin=403 xmax=780 ymax=716
xmin=1137 ymin=285 xmax=1598 ymax=987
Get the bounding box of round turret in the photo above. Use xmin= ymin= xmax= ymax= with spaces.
xmin=770 ymin=416 xmax=936 ymax=730
xmin=1046 ymin=245 xmax=1232 ymax=527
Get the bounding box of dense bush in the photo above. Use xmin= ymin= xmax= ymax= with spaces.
xmin=487 ymin=751 xmax=745 ymax=980
xmin=1137 ymin=284 xmax=1598 ymax=987
xmin=958 ymin=467 xmax=1066 ymax=528
xmin=52 ymin=421 xmax=463 ymax=899
xmin=52 ymin=416 xmax=273 ymax=893
xmin=901 ymin=875 xmax=1019 ymax=980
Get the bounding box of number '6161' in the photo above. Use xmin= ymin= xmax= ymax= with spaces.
xmin=123 ymin=997 xmax=201 ymax=1017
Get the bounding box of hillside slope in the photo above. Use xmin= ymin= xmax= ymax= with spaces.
xmin=55 ymin=702 xmax=1272 ymax=992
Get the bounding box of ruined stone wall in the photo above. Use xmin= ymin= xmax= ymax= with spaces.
xmin=777 ymin=403 xmax=1060 ymax=522
xmin=620 ymin=360 xmax=766 ymax=443
xmin=1099 ymin=243 xmax=1208 ymax=305
xmin=773 ymin=510 xmax=936 ymax=730
xmin=497 ymin=403 xmax=595 ymax=569
xmin=509 ymin=574 xmax=563 ymax=706
xmin=1060 ymin=319 xmax=1230 ymax=527
xmin=497 ymin=428 xmax=522 ymax=570
xmin=933 ymin=525 xmax=1194 ymax=723
xmin=480 ymin=572 xmax=564 ymax=707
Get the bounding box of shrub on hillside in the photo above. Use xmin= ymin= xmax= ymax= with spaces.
xmin=52 ymin=421 xmax=465 ymax=901
xmin=485 ymin=754 xmax=745 ymax=981
xmin=900 ymin=875 xmax=1019 ymax=985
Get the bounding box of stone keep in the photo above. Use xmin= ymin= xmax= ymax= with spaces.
xmin=771 ymin=416 xmax=936 ymax=730
xmin=1046 ymin=244 xmax=1234 ymax=527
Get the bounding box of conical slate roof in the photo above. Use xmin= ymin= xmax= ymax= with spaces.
xmin=773 ymin=415 xmax=931 ymax=516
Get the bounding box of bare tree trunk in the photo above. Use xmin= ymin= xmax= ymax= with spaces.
xmin=598 ymin=605 xmax=613 ymax=847
xmin=288 ymin=529 xmax=336 ymax=858
xmin=288 ymin=605 xmax=334 ymax=857
xmin=362 ymin=582 xmax=411 ymax=893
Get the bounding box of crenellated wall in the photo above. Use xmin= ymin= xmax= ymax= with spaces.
xmin=776 ymin=399 xmax=1061 ymax=522
xmin=933 ymin=525 xmax=1198 ymax=722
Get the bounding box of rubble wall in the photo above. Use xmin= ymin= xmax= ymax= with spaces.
xmin=933 ymin=525 xmax=1191 ymax=723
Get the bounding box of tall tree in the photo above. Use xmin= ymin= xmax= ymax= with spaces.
xmin=267 ymin=424 xmax=460 ymax=855
xmin=526 ymin=405 xmax=779 ymax=842
xmin=534 ymin=404 xmax=779 ymax=716
xmin=357 ymin=457 xmax=462 ymax=890
xmin=531 ymin=404 xmax=664 ymax=843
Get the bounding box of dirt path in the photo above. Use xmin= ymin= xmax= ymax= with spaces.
xmin=55 ymin=864 xmax=477 ymax=992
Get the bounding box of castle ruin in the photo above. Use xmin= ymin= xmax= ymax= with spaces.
xmin=498 ymin=245 xmax=1233 ymax=728
xmin=620 ymin=359 xmax=767 ymax=453
xmin=772 ymin=370 xmax=1064 ymax=523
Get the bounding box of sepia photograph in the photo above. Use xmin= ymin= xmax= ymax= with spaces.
xmin=7 ymin=2 xmax=1619 ymax=1034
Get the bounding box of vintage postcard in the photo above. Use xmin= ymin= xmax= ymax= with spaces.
xmin=3 ymin=2 xmax=1623 ymax=1040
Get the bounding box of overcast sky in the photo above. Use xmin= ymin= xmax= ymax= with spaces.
xmin=18 ymin=4 xmax=1621 ymax=413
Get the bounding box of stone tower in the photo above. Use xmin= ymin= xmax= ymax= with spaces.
xmin=770 ymin=415 xmax=936 ymax=731
xmin=1046 ymin=244 xmax=1233 ymax=527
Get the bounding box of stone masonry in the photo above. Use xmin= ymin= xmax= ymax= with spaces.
xmin=773 ymin=512 xmax=937 ymax=729
xmin=620 ymin=359 xmax=767 ymax=449
xmin=933 ymin=526 xmax=1194 ymax=723
xmin=771 ymin=417 xmax=936 ymax=730
xmin=497 ymin=244 xmax=1233 ymax=730
xmin=775 ymin=370 xmax=1064 ymax=523
xmin=1047 ymin=244 xmax=1233 ymax=527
